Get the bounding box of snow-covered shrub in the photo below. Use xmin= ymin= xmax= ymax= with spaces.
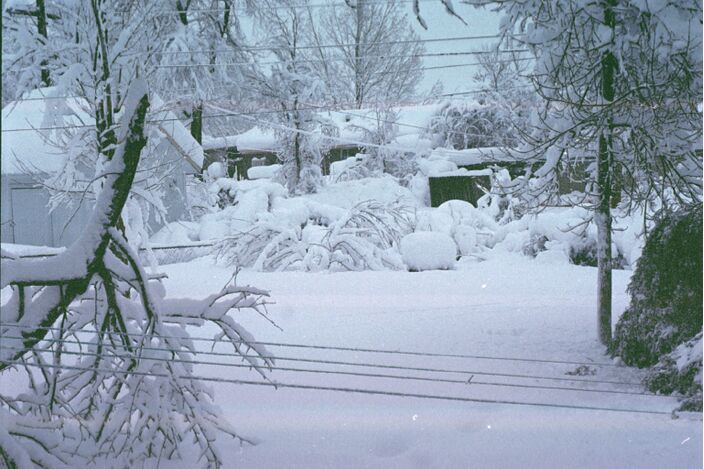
xmin=401 ymin=232 xmax=457 ymax=271
xmin=214 ymin=199 xmax=413 ymax=272
xmin=329 ymin=200 xmax=414 ymax=249
xmin=643 ymin=333 xmax=702 ymax=411
xmin=427 ymin=101 xmax=517 ymax=150
xmin=568 ymin=238 xmax=627 ymax=269
xmin=215 ymin=222 xmax=288 ymax=268
xmin=210 ymin=176 xmax=238 ymax=209
xmin=522 ymin=234 xmax=548 ymax=258
xmin=610 ymin=205 xmax=702 ymax=368
xmin=324 ymin=201 xmax=413 ymax=271
xmin=333 ymin=154 xmax=377 ymax=182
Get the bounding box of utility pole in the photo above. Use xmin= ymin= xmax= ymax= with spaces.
xmin=596 ymin=0 xmax=617 ymax=345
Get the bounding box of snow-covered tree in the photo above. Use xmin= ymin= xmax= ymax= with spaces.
xmin=2 ymin=0 xmax=56 ymax=104
xmin=1 ymin=3 xmax=274 ymax=466
xmin=311 ymin=0 xmax=425 ymax=108
xmin=152 ymin=0 xmax=255 ymax=143
xmin=464 ymin=0 xmax=703 ymax=343
xmin=249 ymin=0 xmax=338 ymax=194
xmin=428 ymin=100 xmax=519 ymax=149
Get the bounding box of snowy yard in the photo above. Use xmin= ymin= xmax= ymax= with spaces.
xmin=160 ymin=255 xmax=702 ymax=468
xmin=2 ymin=1 xmax=700 ymax=467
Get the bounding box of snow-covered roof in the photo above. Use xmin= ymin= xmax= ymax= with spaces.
xmin=233 ymin=127 xmax=278 ymax=153
xmin=1 ymin=88 xmax=204 ymax=174
xmin=201 ymin=102 xmax=447 ymax=154
xmin=202 ymin=134 xmax=239 ymax=151
xmin=1 ymin=88 xmax=93 ymax=175
xmin=431 ymin=147 xmax=519 ymax=166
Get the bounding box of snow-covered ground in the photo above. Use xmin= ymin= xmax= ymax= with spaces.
xmin=158 ymin=254 xmax=702 ymax=468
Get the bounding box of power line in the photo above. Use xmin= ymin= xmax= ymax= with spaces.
xmin=1 ymin=360 xmax=676 ymax=417
xmin=140 ymin=0 xmax=450 ymax=15
xmin=0 ymin=344 xmax=659 ymax=397
xmin=0 ymin=86 xmax=495 ymax=135
xmin=154 ymin=49 xmax=530 ymax=68
xmin=154 ymin=53 xmax=533 ymax=70
xmin=424 ymin=56 xmax=533 ymax=71
xmin=0 ymin=323 xmax=616 ymax=367
xmin=0 ymin=333 xmax=640 ymax=386
xmin=141 ymin=33 xmax=518 ymax=55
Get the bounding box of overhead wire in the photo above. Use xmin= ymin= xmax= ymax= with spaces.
xmin=153 ymin=49 xmax=531 ymax=68
xmin=0 ymin=360 xmax=676 ymax=417
xmin=2 ymin=323 xmax=616 ymax=367
xmin=134 ymin=0 xmax=459 ymax=15
xmin=140 ymin=33 xmax=519 ymax=55
xmin=0 ymin=333 xmax=640 ymax=386
xmin=0 ymin=343 xmax=659 ymax=397
xmin=2 ymin=85 xmax=527 ymax=153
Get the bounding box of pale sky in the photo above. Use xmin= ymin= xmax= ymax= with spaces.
xmin=242 ymin=2 xmax=505 ymax=97
xmin=410 ymin=3 xmax=503 ymax=93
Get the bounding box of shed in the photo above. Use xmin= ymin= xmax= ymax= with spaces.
xmin=1 ymin=89 xmax=204 ymax=247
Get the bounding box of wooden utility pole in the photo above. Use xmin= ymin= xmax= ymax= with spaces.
xmin=596 ymin=0 xmax=618 ymax=345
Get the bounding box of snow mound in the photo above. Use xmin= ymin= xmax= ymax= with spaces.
xmin=305 ymin=176 xmax=419 ymax=209
xmin=400 ymin=232 xmax=456 ymax=271
xmin=248 ymin=164 xmax=281 ymax=180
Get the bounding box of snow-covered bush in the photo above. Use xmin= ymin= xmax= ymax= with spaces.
xmin=427 ymin=101 xmax=517 ymax=150
xmin=610 ymin=205 xmax=702 ymax=370
xmin=401 ymin=232 xmax=457 ymax=271
xmin=643 ymin=333 xmax=702 ymax=411
xmin=333 ymin=154 xmax=378 ymax=182
xmin=214 ymin=199 xmax=413 ymax=272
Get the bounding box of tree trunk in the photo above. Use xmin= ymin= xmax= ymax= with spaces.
xmin=191 ymin=103 xmax=203 ymax=144
xmin=354 ymin=0 xmax=364 ymax=108
xmin=36 ymin=0 xmax=50 ymax=86
xmin=596 ymin=134 xmax=613 ymax=345
xmin=291 ymin=128 xmax=301 ymax=193
xmin=596 ymin=0 xmax=617 ymax=345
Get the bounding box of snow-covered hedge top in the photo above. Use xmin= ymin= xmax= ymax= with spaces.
xmin=430 ymin=147 xmax=518 ymax=167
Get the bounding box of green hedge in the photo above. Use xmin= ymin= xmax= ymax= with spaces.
xmin=610 ymin=204 xmax=702 ymax=367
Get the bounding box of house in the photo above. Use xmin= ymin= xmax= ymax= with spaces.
xmin=1 ymin=89 xmax=204 ymax=247
xmin=201 ymin=104 xmax=440 ymax=180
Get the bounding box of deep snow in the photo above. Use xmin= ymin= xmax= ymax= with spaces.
xmin=155 ymin=253 xmax=702 ymax=468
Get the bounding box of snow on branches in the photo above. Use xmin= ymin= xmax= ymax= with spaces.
xmin=0 ymin=82 xmax=273 ymax=468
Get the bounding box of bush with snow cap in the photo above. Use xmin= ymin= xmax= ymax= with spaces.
xmin=400 ymin=232 xmax=457 ymax=271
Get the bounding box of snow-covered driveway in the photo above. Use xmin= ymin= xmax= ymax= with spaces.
xmin=162 ymin=254 xmax=702 ymax=468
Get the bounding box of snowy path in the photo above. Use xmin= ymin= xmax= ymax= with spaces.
xmin=161 ymin=255 xmax=702 ymax=468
